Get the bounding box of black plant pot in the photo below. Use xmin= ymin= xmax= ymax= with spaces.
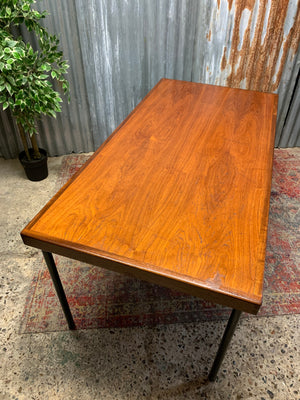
xmin=19 ymin=148 xmax=48 ymax=181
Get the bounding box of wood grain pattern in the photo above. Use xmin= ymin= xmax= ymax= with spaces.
xmin=21 ymin=79 xmax=278 ymax=314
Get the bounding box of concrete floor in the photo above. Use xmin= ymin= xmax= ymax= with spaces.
xmin=0 ymin=155 xmax=299 ymax=400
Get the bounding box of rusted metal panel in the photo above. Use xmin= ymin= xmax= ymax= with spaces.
xmin=0 ymin=0 xmax=299 ymax=159
xmin=196 ymin=0 xmax=300 ymax=92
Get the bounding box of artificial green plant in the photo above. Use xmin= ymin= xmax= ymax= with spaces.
xmin=0 ymin=0 xmax=69 ymax=160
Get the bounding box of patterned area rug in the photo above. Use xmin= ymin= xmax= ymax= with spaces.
xmin=20 ymin=149 xmax=300 ymax=333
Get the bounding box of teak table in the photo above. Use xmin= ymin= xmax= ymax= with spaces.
xmin=21 ymin=79 xmax=278 ymax=381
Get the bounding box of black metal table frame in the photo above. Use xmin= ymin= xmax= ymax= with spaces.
xmin=42 ymin=250 xmax=242 ymax=382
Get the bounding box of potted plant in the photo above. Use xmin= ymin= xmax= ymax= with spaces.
xmin=0 ymin=0 xmax=69 ymax=180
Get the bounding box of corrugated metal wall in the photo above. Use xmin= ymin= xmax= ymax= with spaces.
xmin=276 ymin=45 xmax=300 ymax=147
xmin=0 ymin=0 xmax=299 ymax=158
xmin=280 ymin=71 xmax=300 ymax=147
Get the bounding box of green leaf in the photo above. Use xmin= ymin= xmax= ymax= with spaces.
xmin=40 ymin=63 xmax=51 ymax=72
xmin=7 ymin=76 xmax=16 ymax=86
xmin=8 ymin=97 xmax=15 ymax=107
xmin=5 ymin=82 xmax=12 ymax=94
xmin=51 ymin=70 xmax=57 ymax=79
xmin=2 ymin=101 xmax=9 ymax=110
xmin=6 ymin=58 xmax=15 ymax=65
xmin=25 ymin=98 xmax=32 ymax=106
xmin=6 ymin=7 xmax=12 ymax=16
xmin=12 ymin=51 xmax=22 ymax=59
xmin=6 ymin=40 xmax=18 ymax=48
xmin=0 ymin=95 xmax=7 ymax=103
xmin=47 ymin=109 xmax=57 ymax=117
xmin=22 ymin=4 xmax=30 ymax=12
xmin=16 ymin=89 xmax=24 ymax=98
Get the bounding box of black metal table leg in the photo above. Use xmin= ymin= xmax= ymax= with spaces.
xmin=208 ymin=308 xmax=242 ymax=381
xmin=42 ymin=251 xmax=76 ymax=330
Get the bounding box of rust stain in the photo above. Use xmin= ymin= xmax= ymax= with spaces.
xmin=220 ymin=0 xmax=235 ymax=11
xmin=245 ymin=0 xmax=269 ymax=91
xmin=206 ymin=30 xmax=212 ymax=41
xmin=228 ymin=0 xmax=234 ymax=10
xmin=269 ymin=4 xmax=300 ymax=92
xmin=228 ymin=0 xmax=262 ymax=90
xmin=221 ymin=0 xmax=235 ymax=10
xmin=225 ymin=0 xmax=300 ymax=92
xmin=243 ymin=0 xmax=255 ymax=10
xmin=258 ymin=0 xmax=290 ymax=92
xmin=221 ymin=46 xmax=228 ymax=71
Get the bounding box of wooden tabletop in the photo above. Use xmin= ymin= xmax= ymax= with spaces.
xmin=21 ymin=79 xmax=278 ymax=314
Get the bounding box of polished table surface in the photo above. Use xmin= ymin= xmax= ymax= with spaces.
xmin=21 ymin=78 xmax=278 ymax=315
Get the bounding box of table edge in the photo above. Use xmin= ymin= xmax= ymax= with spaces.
xmin=21 ymin=229 xmax=262 ymax=315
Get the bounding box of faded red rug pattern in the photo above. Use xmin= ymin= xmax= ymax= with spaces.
xmin=20 ymin=149 xmax=300 ymax=333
